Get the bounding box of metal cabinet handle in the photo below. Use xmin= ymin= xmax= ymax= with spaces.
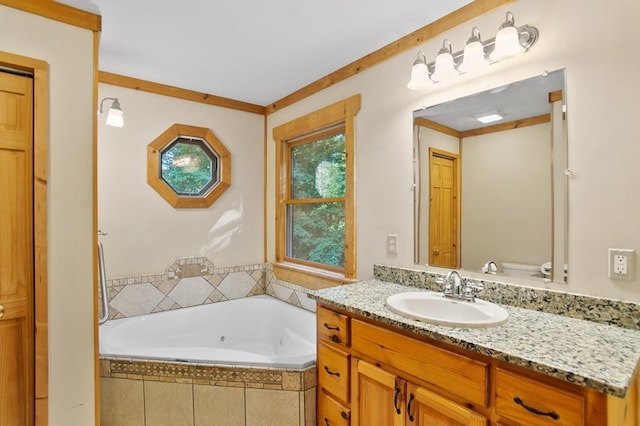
xmin=324 ymin=366 xmax=341 ymax=377
xmin=0 ymin=305 xmax=4 ymax=318
xmin=393 ymin=384 xmax=402 ymax=414
xmin=323 ymin=322 xmax=340 ymax=331
xmin=407 ymin=393 xmax=415 ymax=422
xmin=513 ymin=397 xmax=560 ymax=420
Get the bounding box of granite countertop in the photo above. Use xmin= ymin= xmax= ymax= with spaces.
xmin=311 ymin=279 xmax=640 ymax=398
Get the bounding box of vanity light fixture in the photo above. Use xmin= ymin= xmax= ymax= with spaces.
xmin=431 ymin=39 xmax=458 ymax=82
xmin=475 ymin=110 xmax=503 ymax=124
xmin=99 ymin=97 xmax=124 ymax=128
xmin=407 ymin=11 xmax=538 ymax=90
xmin=490 ymin=12 xmax=525 ymax=61
xmin=458 ymin=27 xmax=490 ymax=74
xmin=407 ymin=51 xmax=432 ymax=90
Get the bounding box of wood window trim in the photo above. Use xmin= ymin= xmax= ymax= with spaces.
xmin=273 ymin=94 xmax=360 ymax=288
xmin=147 ymin=123 xmax=231 ymax=208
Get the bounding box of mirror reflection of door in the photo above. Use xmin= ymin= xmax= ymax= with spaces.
xmin=428 ymin=148 xmax=458 ymax=268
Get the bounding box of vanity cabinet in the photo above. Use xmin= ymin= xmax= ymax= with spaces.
xmin=317 ymin=306 xmax=352 ymax=425
xmin=495 ymin=368 xmax=585 ymax=425
xmin=317 ymin=304 xmax=639 ymax=426
xmin=351 ymin=358 xmax=487 ymax=425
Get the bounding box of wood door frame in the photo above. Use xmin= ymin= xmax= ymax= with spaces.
xmin=428 ymin=147 xmax=460 ymax=268
xmin=0 ymin=50 xmax=49 ymax=426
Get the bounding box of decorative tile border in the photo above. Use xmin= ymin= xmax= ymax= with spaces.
xmin=98 ymin=258 xmax=315 ymax=319
xmin=100 ymin=358 xmax=317 ymax=391
xmin=374 ymin=264 xmax=640 ymax=330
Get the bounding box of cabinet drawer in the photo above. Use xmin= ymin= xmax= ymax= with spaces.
xmin=318 ymin=390 xmax=350 ymax=426
xmin=351 ymin=319 xmax=488 ymax=407
xmin=318 ymin=306 xmax=350 ymax=347
xmin=495 ymin=368 xmax=585 ymax=426
xmin=318 ymin=342 xmax=350 ymax=403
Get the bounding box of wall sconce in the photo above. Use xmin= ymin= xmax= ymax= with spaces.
xmin=407 ymin=11 xmax=538 ymax=90
xmin=99 ymin=97 xmax=124 ymax=127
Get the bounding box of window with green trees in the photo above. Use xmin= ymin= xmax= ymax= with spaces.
xmin=288 ymin=129 xmax=346 ymax=268
xmin=160 ymin=138 xmax=219 ymax=196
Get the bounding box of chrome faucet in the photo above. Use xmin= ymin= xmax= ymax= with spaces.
xmin=439 ymin=270 xmax=483 ymax=302
xmin=481 ymin=260 xmax=498 ymax=274
xmin=442 ymin=270 xmax=464 ymax=298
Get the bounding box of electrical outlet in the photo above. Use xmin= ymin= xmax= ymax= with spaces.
xmin=614 ymin=255 xmax=628 ymax=274
xmin=608 ymin=249 xmax=635 ymax=280
xmin=387 ymin=234 xmax=398 ymax=255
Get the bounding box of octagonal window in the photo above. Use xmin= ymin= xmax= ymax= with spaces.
xmin=148 ymin=124 xmax=231 ymax=208
xmin=161 ymin=137 xmax=219 ymax=196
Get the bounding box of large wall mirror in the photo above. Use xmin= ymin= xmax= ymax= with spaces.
xmin=413 ymin=69 xmax=568 ymax=283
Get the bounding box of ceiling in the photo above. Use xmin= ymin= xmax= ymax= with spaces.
xmin=415 ymin=69 xmax=565 ymax=132
xmin=55 ymin=0 xmax=473 ymax=106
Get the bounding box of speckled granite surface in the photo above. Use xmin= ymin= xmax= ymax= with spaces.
xmin=374 ymin=264 xmax=640 ymax=330
xmin=310 ymin=279 xmax=640 ymax=398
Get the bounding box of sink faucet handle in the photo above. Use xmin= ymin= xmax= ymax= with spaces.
xmin=435 ymin=275 xmax=454 ymax=296
xmin=462 ymin=281 xmax=484 ymax=301
xmin=467 ymin=281 xmax=483 ymax=292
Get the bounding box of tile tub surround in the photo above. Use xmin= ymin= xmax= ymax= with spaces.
xmin=265 ymin=263 xmax=317 ymax=312
xmin=100 ymin=358 xmax=316 ymax=426
xmin=374 ymin=264 xmax=640 ymax=330
xmin=310 ymin=279 xmax=640 ymax=398
xmin=99 ymin=258 xmax=316 ymax=319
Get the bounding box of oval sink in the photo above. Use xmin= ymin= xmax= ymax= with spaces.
xmin=386 ymin=292 xmax=509 ymax=328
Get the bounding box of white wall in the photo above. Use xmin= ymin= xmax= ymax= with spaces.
xmin=0 ymin=5 xmax=95 ymax=424
xmin=98 ymin=84 xmax=265 ymax=277
xmin=267 ymin=0 xmax=640 ymax=302
xmin=461 ymin=124 xmax=552 ymax=271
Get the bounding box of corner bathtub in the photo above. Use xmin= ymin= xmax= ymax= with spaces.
xmin=99 ymin=295 xmax=316 ymax=369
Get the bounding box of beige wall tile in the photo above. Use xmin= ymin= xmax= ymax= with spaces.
xmin=100 ymin=378 xmax=144 ymax=426
xmin=194 ymin=385 xmax=245 ymax=426
xmin=282 ymin=371 xmax=301 ymax=391
xmin=246 ymin=389 xmax=300 ymax=426
xmin=110 ymin=283 xmax=165 ymax=317
xmin=217 ymin=272 xmax=257 ymax=299
xmin=303 ymin=368 xmax=317 ymax=389
xmin=145 ymin=381 xmax=194 ymax=426
xmin=304 ymin=388 xmax=316 ymax=426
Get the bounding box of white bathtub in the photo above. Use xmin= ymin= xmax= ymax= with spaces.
xmin=99 ymin=295 xmax=316 ymax=369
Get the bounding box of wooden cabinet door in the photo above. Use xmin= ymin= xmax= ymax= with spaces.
xmin=351 ymin=359 xmax=405 ymax=426
xmin=406 ymin=383 xmax=487 ymax=426
xmin=0 ymin=71 xmax=34 ymax=425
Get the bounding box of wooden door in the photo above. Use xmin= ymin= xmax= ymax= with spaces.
xmin=0 ymin=70 xmax=34 ymax=426
xmin=406 ymin=383 xmax=487 ymax=426
xmin=351 ymin=359 xmax=405 ymax=426
xmin=428 ymin=148 xmax=458 ymax=268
